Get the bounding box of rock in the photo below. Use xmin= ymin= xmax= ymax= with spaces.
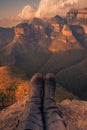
xmin=82 ymin=25 xmax=87 ymax=34
xmin=67 ymin=8 xmax=87 ymax=20
xmin=0 ymin=97 xmax=87 ymax=130
xmin=77 ymin=9 xmax=87 ymax=20
xmin=61 ymin=100 xmax=87 ymax=130
xmin=62 ymin=24 xmax=72 ymax=37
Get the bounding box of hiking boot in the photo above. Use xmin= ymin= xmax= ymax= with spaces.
xmin=43 ymin=73 xmax=56 ymax=100
xmin=30 ymin=73 xmax=44 ymax=98
xmin=43 ymin=73 xmax=66 ymax=130
xmin=17 ymin=73 xmax=44 ymax=130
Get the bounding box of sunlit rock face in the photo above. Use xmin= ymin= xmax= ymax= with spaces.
xmin=62 ymin=24 xmax=72 ymax=37
xmin=12 ymin=19 xmax=50 ymax=50
xmin=0 ymin=28 xmax=14 ymax=49
xmin=13 ymin=23 xmax=31 ymax=43
xmin=12 ymin=15 xmax=82 ymax=52
xmin=67 ymin=8 xmax=87 ymax=20
xmin=77 ymin=9 xmax=87 ymax=19
xmin=82 ymin=25 xmax=87 ymax=34
xmin=14 ymin=27 xmax=25 ymax=38
xmin=48 ymin=23 xmax=81 ymax=52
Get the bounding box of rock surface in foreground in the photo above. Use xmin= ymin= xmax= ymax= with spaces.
xmin=0 ymin=97 xmax=87 ymax=130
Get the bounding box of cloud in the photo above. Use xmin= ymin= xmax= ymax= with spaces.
xmin=36 ymin=0 xmax=87 ymax=17
xmin=18 ymin=5 xmax=36 ymax=19
xmin=0 ymin=5 xmax=37 ymax=27
xmin=1 ymin=0 xmax=87 ymax=27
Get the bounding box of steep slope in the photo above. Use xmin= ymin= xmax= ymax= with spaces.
xmin=0 ymin=97 xmax=87 ymax=130
xmin=0 ymin=27 xmax=14 ymax=49
xmin=40 ymin=49 xmax=87 ymax=74
xmin=56 ymin=59 xmax=87 ymax=100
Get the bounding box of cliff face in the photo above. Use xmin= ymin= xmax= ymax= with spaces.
xmin=49 ymin=24 xmax=80 ymax=52
xmin=11 ymin=15 xmax=82 ymax=53
xmin=1 ymin=15 xmax=85 ymax=53
xmin=77 ymin=9 xmax=87 ymax=19
xmin=14 ymin=27 xmax=25 ymax=38
xmin=0 ymin=97 xmax=87 ymax=130
xmin=13 ymin=21 xmax=49 ymax=50
xmin=82 ymin=25 xmax=87 ymax=34
xmin=62 ymin=24 xmax=72 ymax=37
xmin=67 ymin=8 xmax=87 ymax=20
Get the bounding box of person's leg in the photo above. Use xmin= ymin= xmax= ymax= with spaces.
xmin=17 ymin=73 xmax=44 ymax=130
xmin=43 ymin=73 xmax=66 ymax=130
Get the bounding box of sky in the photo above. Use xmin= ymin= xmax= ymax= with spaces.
xmin=0 ymin=0 xmax=87 ymax=27
xmin=0 ymin=0 xmax=40 ymax=18
xmin=0 ymin=0 xmax=40 ymax=27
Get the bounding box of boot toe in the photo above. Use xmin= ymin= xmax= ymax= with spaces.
xmin=31 ymin=73 xmax=43 ymax=84
xmin=45 ymin=73 xmax=55 ymax=79
xmin=45 ymin=73 xmax=56 ymax=85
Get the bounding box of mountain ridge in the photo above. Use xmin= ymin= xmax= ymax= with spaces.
xmin=0 ymin=8 xmax=87 ymax=104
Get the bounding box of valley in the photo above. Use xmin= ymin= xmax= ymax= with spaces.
xmin=0 ymin=8 xmax=87 ymax=109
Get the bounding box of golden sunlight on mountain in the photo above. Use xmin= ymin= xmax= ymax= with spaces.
xmin=14 ymin=27 xmax=25 ymax=38
xmin=82 ymin=25 xmax=87 ymax=34
xmin=62 ymin=24 xmax=72 ymax=37
xmin=51 ymin=24 xmax=60 ymax=33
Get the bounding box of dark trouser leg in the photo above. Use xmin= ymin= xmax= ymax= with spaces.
xmin=24 ymin=97 xmax=43 ymax=130
xmin=43 ymin=73 xmax=66 ymax=130
xmin=17 ymin=73 xmax=44 ymax=130
xmin=43 ymin=98 xmax=66 ymax=130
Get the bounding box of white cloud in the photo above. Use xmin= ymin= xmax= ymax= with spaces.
xmin=1 ymin=0 xmax=87 ymax=27
xmin=15 ymin=1 xmax=87 ymax=21
xmin=18 ymin=5 xmax=36 ymax=19
xmin=36 ymin=0 xmax=87 ymax=17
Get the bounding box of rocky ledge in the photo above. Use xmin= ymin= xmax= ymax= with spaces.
xmin=0 ymin=97 xmax=87 ymax=130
